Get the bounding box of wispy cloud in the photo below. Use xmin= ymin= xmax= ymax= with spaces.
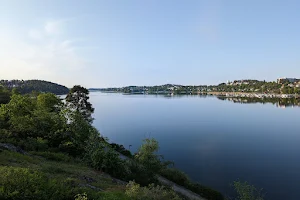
xmin=0 ymin=19 xmax=90 ymax=86
xmin=44 ymin=19 xmax=65 ymax=35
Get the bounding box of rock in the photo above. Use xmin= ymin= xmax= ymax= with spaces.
xmin=80 ymin=175 xmax=96 ymax=183
xmin=78 ymin=183 xmax=103 ymax=191
xmin=0 ymin=143 xmax=29 ymax=155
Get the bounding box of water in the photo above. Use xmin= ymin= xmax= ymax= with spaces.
xmin=89 ymin=92 xmax=300 ymax=200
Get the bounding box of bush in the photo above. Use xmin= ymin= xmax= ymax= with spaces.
xmin=110 ymin=143 xmax=133 ymax=158
xmin=186 ymin=182 xmax=224 ymax=200
xmin=0 ymin=166 xmax=50 ymax=199
xmin=84 ymin=133 xmax=128 ymax=179
xmin=124 ymin=160 xmax=158 ymax=186
xmin=160 ymin=167 xmax=224 ymax=200
xmin=0 ymin=166 xmax=95 ymax=200
xmin=125 ymin=181 xmax=181 ymax=200
xmin=232 ymin=181 xmax=264 ymax=200
xmin=160 ymin=168 xmax=189 ymax=185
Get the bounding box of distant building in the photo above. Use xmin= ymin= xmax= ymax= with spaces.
xmin=277 ymin=78 xmax=300 ymax=84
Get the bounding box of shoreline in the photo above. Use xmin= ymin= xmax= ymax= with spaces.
xmin=94 ymin=90 xmax=300 ymax=99
xmin=207 ymin=92 xmax=300 ymax=98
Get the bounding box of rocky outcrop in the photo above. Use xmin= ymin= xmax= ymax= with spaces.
xmin=0 ymin=143 xmax=29 ymax=155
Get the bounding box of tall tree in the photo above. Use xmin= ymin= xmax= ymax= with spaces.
xmin=66 ymin=85 xmax=94 ymax=123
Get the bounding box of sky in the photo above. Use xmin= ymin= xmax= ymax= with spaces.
xmin=1 ymin=0 xmax=300 ymax=88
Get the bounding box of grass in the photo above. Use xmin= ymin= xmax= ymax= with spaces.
xmin=0 ymin=150 xmax=130 ymax=200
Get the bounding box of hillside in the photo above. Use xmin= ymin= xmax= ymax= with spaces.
xmin=0 ymin=145 xmax=130 ymax=200
xmin=0 ymin=79 xmax=69 ymax=95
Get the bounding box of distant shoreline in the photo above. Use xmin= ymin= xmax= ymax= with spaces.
xmin=91 ymin=90 xmax=300 ymax=99
xmin=207 ymin=92 xmax=300 ymax=98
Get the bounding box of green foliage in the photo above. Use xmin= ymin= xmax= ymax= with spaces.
xmin=233 ymin=181 xmax=264 ymax=200
xmin=1 ymin=94 xmax=36 ymax=137
xmin=66 ymin=85 xmax=94 ymax=123
xmin=0 ymin=85 xmax=11 ymax=104
xmin=75 ymin=193 xmax=88 ymax=200
xmin=160 ymin=167 xmax=224 ymax=200
xmin=160 ymin=168 xmax=189 ymax=185
xmin=0 ymin=94 xmax=66 ymax=144
xmin=0 ymin=166 xmax=80 ymax=200
xmin=83 ymin=130 xmax=128 ymax=178
xmin=37 ymin=93 xmax=62 ymax=112
xmin=125 ymin=181 xmax=181 ymax=200
xmin=0 ymin=79 xmax=69 ymax=95
xmin=0 ymin=166 xmax=47 ymax=199
xmin=124 ymin=159 xmax=158 ymax=186
xmin=186 ymin=182 xmax=224 ymax=200
xmin=30 ymin=151 xmax=72 ymax=162
xmin=135 ymin=138 xmax=169 ymax=173
xmin=64 ymin=112 xmax=96 ymax=156
xmin=14 ymin=137 xmax=49 ymax=152
xmin=110 ymin=143 xmax=133 ymax=158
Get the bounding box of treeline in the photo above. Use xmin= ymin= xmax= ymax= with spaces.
xmin=97 ymin=80 xmax=300 ymax=95
xmin=0 ymin=79 xmax=69 ymax=95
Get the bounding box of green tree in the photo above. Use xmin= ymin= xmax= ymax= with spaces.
xmin=0 ymin=86 xmax=11 ymax=104
xmin=66 ymin=85 xmax=94 ymax=123
xmin=37 ymin=93 xmax=62 ymax=113
xmin=1 ymin=94 xmax=36 ymax=137
xmin=135 ymin=138 xmax=171 ymax=173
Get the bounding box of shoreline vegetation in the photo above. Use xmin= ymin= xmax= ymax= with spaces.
xmin=93 ymin=78 xmax=300 ymax=97
xmin=0 ymin=83 xmax=265 ymax=200
xmin=95 ymin=90 xmax=300 ymax=99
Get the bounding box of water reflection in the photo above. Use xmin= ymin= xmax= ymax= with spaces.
xmin=217 ymin=96 xmax=300 ymax=108
xmin=119 ymin=93 xmax=300 ymax=108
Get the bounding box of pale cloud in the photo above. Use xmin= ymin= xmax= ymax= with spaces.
xmin=0 ymin=19 xmax=90 ymax=87
xmin=28 ymin=29 xmax=44 ymax=40
xmin=44 ymin=20 xmax=64 ymax=35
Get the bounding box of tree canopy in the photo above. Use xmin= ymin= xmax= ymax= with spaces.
xmin=66 ymin=85 xmax=94 ymax=123
xmin=0 ymin=80 xmax=69 ymax=95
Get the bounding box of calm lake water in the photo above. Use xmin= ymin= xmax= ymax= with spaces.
xmin=89 ymin=92 xmax=300 ymax=200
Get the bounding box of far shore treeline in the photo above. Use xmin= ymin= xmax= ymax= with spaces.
xmin=94 ymin=79 xmax=300 ymax=95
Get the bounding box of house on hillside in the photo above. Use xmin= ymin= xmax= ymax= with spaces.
xmin=277 ymin=77 xmax=300 ymax=84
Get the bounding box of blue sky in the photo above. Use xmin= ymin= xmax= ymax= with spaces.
xmin=1 ymin=0 xmax=299 ymax=88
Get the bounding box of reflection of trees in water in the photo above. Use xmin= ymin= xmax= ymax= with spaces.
xmin=217 ymin=96 xmax=300 ymax=108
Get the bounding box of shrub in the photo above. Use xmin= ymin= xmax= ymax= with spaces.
xmin=160 ymin=168 xmax=189 ymax=185
xmin=125 ymin=181 xmax=181 ymax=200
xmin=84 ymin=133 xmax=128 ymax=179
xmin=124 ymin=160 xmax=158 ymax=186
xmin=110 ymin=143 xmax=133 ymax=158
xmin=160 ymin=167 xmax=224 ymax=200
xmin=232 ymin=180 xmax=264 ymax=200
xmin=186 ymin=182 xmax=224 ymax=200
xmin=0 ymin=166 xmax=48 ymax=199
xmin=0 ymin=166 xmax=86 ymax=200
